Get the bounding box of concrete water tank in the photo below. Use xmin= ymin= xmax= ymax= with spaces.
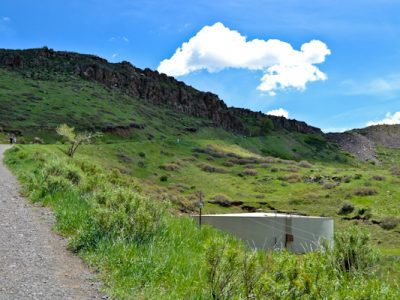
xmin=193 ymin=213 xmax=333 ymax=253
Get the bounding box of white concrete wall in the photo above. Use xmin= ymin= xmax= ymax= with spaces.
xmin=194 ymin=214 xmax=333 ymax=253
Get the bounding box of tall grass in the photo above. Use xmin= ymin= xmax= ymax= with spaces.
xmin=5 ymin=145 xmax=399 ymax=299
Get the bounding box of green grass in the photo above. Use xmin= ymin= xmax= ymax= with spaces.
xmin=4 ymin=144 xmax=400 ymax=298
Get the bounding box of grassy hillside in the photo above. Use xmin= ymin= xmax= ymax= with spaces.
xmin=5 ymin=145 xmax=399 ymax=299
xmin=0 ymin=67 xmax=345 ymax=159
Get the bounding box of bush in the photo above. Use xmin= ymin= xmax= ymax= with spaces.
xmin=354 ymin=187 xmax=378 ymax=196
xmin=43 ymin=159 xmax=84 ymax=185
xmin=279 ymin=173 xmax=301 ymax=183
xmin=371 ymin=175 xmax=385 ymax=181
xmin=332 ymin=226 xmax=379 ymax=273
xmin=380 ymin=217 xmax=400 ymax=230
xmin=222 ymin=161 xmax=234 ymax=167
xmin=338 ymin=203 xmax=354 ymax=215
xmin=240 ymin=168 xmax=257 ymax=176
xmin=357 ymin=208 xmax=372 ymax=219
xmin=298 ymin=160 xmax=312 ymax=168
xmin=160 ymin=163 xmax=180 ymax=171
xmin=200 ymin=163 xmax=227 ymax=173
xmin=160 ymin=175 xmax=168 ymax=182
xmin=92 ymin=187 xmax=165 ymax=242
xmin=390 ymin=165 xmax=400 ymax=176
xmin=32 ymin=136 xmax=44 ymax=144
xmin=323 ymin=182 xmax=337 ymax=189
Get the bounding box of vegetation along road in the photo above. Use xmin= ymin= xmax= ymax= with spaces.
xmin=0 ymin=145 xmax=104 ymax=300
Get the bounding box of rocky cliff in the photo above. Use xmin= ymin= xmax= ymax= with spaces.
xmin=0 ymin=47 xmax=321 ymax=136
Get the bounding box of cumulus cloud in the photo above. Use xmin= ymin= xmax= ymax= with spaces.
xmin=266 ymin=108 xmax=289 ymax=118
xmin=158 ymin=22 xmax=330 ymax=95
xmin=366 ymin=112 xmax=400 ymax=126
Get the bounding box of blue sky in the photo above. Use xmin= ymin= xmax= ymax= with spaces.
xmin=1 ymin=0 xmax=400 ymax=132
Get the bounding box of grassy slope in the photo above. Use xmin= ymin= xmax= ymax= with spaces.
xmin=0 ymin=68 xmax=349 ymax=162
xmin=5 ymin=145 xmax=399 ymax=299
xmin=77 ymin=139 xmax=400 ymax=251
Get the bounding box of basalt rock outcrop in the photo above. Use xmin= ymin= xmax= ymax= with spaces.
xmin=0 ymin=47 xmax=321 ymax=136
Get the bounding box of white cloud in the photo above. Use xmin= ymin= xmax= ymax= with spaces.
xmin=266 ymin=108 xmax=289 ymax=118
xmin=366 ymin=112 xmax=400 ymax=126
xmin=111 ymin=53 xmax=118 ymax=59
xmin=158 ymin=22 xmax=330 ymax=95
xmin=122 ymin=36 xmax=129 ymax=43
xmin=2 ymin=17 xmax=10 ymax=22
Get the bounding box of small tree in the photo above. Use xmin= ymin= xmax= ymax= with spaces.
xmin=56 ymin=124 xmax=102 ymax=157
xmin=260 ymin=118 xmax=274 ymax=135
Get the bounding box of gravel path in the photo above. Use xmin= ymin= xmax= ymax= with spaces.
xmin=0 ymin=145 xmax=105 ymax=299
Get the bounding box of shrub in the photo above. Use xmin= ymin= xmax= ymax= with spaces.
xmin=371 ymin=175 xmax=385 ymax=181
xmin=160 ymin=163 xmax=180 ymax=171
xmin=354 ymin=187 xmax=378 ymax=196
xmin=332 ymin=226 xmax=379 ymax=273
xmin=380 ymin=217 xmax=400 ymax=230
xmin=210 ymin=194 xmax=233 ymax=207
xmin=240 ymin=168 xmax=257 ymax=176
xmin=298 ymin=160 xmax=312 ymax=168
xmin=138 ymin=151 xmax=146 ymax=158
xmin=222 ymin=161 xmax=234 ymax=167
xmin=160 ymin=175 xmax=168 ymax=182
xmin=357 ymin=208 xmax=372 ymax=219
xmin=354 ymin=173 xmax=362 ymax=180
xmin=338 ymin=203 xmax=354 ymax=215
xmin=323 ymin=182 xmax=337 ymax=189
xmin=92 ymin=187 xmax=165 ymax=241
xmin=390 ymin=165 xmax=400 ymax=176
xmin=206 ymin=240 xmax=242 ymax=299
xmin=43 ymin=159 xmax=84 ymax=185
xmin=200 ymin=163 xmax=227 ymax=173
xmin=279 ymin=173 xmax=301 ymax=183
xmin=32 ymin=136 xmax=44 ymax=144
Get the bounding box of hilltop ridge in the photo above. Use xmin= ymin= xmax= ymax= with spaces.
xmin=0 ymin=47 xmax=321 ymax=136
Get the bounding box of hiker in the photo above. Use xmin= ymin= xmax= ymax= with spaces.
xmin=13 ymin=136 xmax=17 ymax=144
xmin=9 ymin=135 xmax=13 ymax=144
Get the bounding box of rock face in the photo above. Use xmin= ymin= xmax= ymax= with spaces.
xmin=0 ymin=47 xmax=321 ymax=136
